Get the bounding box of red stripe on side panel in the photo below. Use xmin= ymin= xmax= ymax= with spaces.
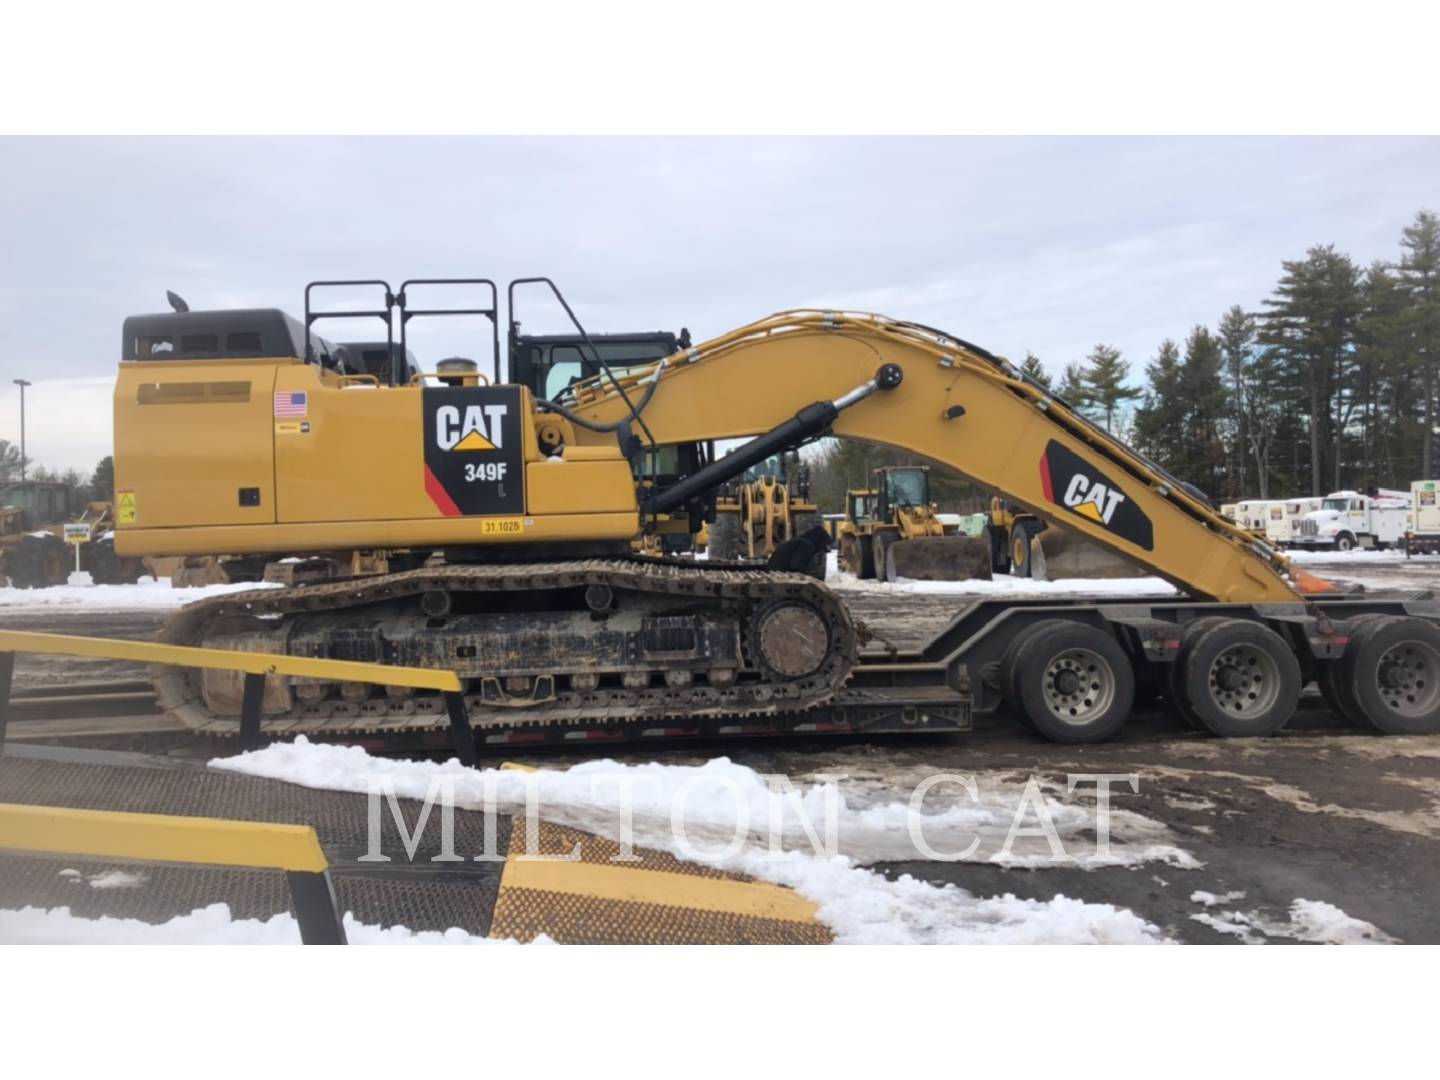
xmin=424 ymin=465 xmax=462 ymax=517
xmin=1039 ymin=450 xmax=1054 ymax=503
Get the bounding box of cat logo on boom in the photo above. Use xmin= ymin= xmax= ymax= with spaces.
xmin=435 ymin=403 xmax=507 ymax=452
xmin=1039 ymin=440 xmax=1154 ymax=551
xmin=1063 ymin=473 xmax=1126 ymax=524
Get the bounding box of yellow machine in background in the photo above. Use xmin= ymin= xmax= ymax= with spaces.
xmin=110 ymin=277 xmax=1440 ymax=746
xmin=1 ymin=483 xmax=142 ymax=587
xmin=835 ymin=466 xmax=989 ymax=582
xmin=706 ymin=451 xmax=826 ymax=578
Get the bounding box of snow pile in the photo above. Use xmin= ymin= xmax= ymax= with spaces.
xmin=1190 ymin=897 xmax=1396 ymax=945
xmin=1287 ymin=548 xmax=1435 ymax=565
xmin=1189 ymin=889 xmax=1245 ymax=907
xmin=86 ymin=870 xmax=147 ymax=890
xmin=0 ymin=579 xmax=281 ymax=610
xmin=825 ymin=549 xmax=1175 ymax=597
xmin=0 ymin=903 xmax=550 ymax=945
xmin=213 ymin=740 xmax=1185 ymax=944
xmin=214 ymin=740 xmax=1195 ymax=870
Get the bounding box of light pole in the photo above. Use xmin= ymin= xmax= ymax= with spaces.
xmin=12 ymin=379 xmax=30 ymax=482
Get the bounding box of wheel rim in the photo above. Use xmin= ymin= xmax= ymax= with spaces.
xmin=1206 ymin=643 xmax=1281 ymax=718
xmin=1372 ymin=639 xmax=1440 ymax=718
xmin=1041 ymin=648 xmax=1115 ymax=726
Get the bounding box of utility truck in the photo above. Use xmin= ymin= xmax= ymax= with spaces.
xmin=1405 ymin=480 xmax=1440 ymax=556
xmin=1291 ymin=490 xmax=1411 ymax=551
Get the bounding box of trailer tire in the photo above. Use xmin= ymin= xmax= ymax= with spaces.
xmin=1171 ymin=618 xmax=1301 ymax=737
xmin=999 ymin=621 xmax=1067 ymax=734
xmin=1163 ymin=616 xmax=1231 ymax=729
xmin=1339 ymin=616 xmax=1440 ymax=735
xmin=1008 ymin=621 xmax=1134 ymax=743
xmin=1315 ymin=614 xmax=1389 ymax=727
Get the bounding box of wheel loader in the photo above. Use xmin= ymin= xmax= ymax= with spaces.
xmin=706 ymin=451 xmax=826 ymax=579
xmin=835 ymin=465 xmax=991 ymax=582
xmin=985 ymin=496 xmax=1142 ymax=580
xmin=0 ymin=482 xmax=143 ymax=588
xmin=106 ymin=276 xmax=1440 ymax=748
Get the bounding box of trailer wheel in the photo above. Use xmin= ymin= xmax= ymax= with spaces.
xmin=1170 ymin=619 xmax=1301 ymax=737
xmin=1008 ymin=621 xmax=1134 ymax=743
xmin=707 ymin=510 xmax=741 ymax=562
xmin=999 ymin=620 xmax=1070 ymax=734
xmin=872 ymin=532 xmax=897 ymax=583
xmin=1339 ymin=616 xmax=1440 ymax=734
xmin=1315 ymin=614 xmax=1388 ymax=727
xmin=1163 ymin=616 xmax=1230 ymax=729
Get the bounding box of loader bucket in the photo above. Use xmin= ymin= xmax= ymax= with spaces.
xmin=1028 ymin=528 xmax=1142 ymax=580
xmin=886 ymin=535 xmax=994 ymax=582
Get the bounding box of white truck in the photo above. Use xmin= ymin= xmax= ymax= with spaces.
xmin=1232 ymin=499 xmax=1280 ymax=534
xmin=1290 ymin=490 xmax=1411 ymax=551
xmin=1263 ymin=497 xmax=1323 ymax=549
xmin=1405 ymin=480 xmax=1440 ymax=556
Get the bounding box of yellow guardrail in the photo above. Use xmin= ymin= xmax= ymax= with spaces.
xmin=0 ymin=629 xmax=477 ymax=763
xmin=0 ymin=801 xmax=346 ymax=943
xmin=0 ymin=630 xmax=461 ymax=692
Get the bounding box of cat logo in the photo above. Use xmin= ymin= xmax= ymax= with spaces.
xmin=1063 ymin=473 xmax=1126 ymax=524
xmin=435 ymin=403 xmax=507 ymax=452
xmin=1039 ymin=440 xmax=1154 ymax=551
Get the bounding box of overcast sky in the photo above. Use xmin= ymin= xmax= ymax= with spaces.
xmin=1 ymin=136 xmax=1436 ymax=474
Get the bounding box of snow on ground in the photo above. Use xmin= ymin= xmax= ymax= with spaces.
xmin=212 ymin=740 xmax=1190 ymax=944
xmin=824 ymin=550 xmax=1176 ymax=597
xmin=0 ymin=903 xmax=551 ymax=945
xmin=0 ymin=578 xmax=280 ymax=610
xmin=1285 ymin=548 xmax=1439 ymax=565
xmin=1188 ymin=895 xmax=1396 ymax=945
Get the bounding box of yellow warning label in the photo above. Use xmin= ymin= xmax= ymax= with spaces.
xmin=117 ymin=491 xmax=137 ymax=524
xmin=453 ymin=430 xmax=496 ymax=451
xmin=480 ymin=517 xmax=525 ymax=536
xmin=275 ymin=421 xmax=303 ymax=435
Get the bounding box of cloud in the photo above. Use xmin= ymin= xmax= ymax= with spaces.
xmin=0 ymin=136 xmax=1436 ymax=474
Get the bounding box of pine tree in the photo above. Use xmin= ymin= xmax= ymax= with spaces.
xmin=1056 ymin=362 xmax=1090 ymax=413
xmin=1216 ymin=305 xmax=1256 ymax=497
xmin=1397 ymin=209 xmax=1440 ymax=477
xmin=1132 ymin=340 xmax=1185 ymax=470
xmin=1258 ymin=245 xmax=1363 ymax=495
xmin=1079 ymin=344 xmax=1141 ymax=432
xmin=0 ymin=439 xmax=23 ymax=483
xmin=1019 ymin=352 xmax=1052 ymax=390
xmin=1180 ymin=326 xmax=1229 ymax=497
xmin=89 ymin=456 xmax=116 ymax=503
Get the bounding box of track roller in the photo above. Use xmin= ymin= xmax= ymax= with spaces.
xmin=1002 ymin=619 xmax=1134 ymax=743
xmin=1166 ymin=618 xmax=1300 ymax=737
xmin=1334 ymin=616 xmax=1440 ymax=735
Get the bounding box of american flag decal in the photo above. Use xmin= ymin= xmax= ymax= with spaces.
xmin=273 ymin=391 xmax=308 ymax=418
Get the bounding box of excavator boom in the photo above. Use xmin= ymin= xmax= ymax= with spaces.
xmin=563 ymin=311 xmax=1301 ymax=604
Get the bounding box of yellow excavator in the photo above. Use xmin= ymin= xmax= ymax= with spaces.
xmin=110 ymin=278 xmax=1438 ymax=746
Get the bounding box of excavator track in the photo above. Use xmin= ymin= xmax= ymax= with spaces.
xmin=153 ymin=558 xmax=857 ymax=741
